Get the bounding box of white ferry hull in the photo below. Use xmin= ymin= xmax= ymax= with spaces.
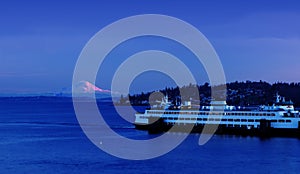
xmin=134 ymin=110 xmax=300 ymax=137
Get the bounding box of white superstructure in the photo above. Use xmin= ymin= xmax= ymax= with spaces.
xmin=134 ymin=94 xmax=300 ymax=134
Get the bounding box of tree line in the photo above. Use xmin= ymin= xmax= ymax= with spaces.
xmin=120 ymin=81 xmax=300 ymax=107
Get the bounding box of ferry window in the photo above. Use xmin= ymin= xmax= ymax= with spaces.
xmin=271 ymin=113 xmax=275 ymax=116
xmin=203 ymin=118 xmax=207 ymax=121
xmin=266 ymin=114 xmax=270 ymax=116
xmin=209 ymin=118 xmax=214 ymax=121
xmin=252 ymin=113 xmax=256 ymax=116
xmin=263 ymin=113 xmax=267 ymax=116
xmin=255 ymin=119 xmax=260 ymax=122
xmin=256 ymin=113 xmax=259 ymax=116
xmin=221 ymin=119 xmax=227 ymax=121
xmin=279 ymin=120 xmax=285 ymax=123
xmin=228 ymin=119 xmax=233 ymax=121
xmin=271 ymin=120 xmax=277 ymax=122
xmin=234 ymin=119 xmax=240 ymax=122
xmin=191 ymin=118 xmax=196 ymax=120
xmin=197 ymin=118 xmax=202 ymax=121
xmin=215 ymin=118 xmax=221 ymax=121
xmin=248 ymin=119 xmax=254 ymax=122
xmin=241 ymin=119 xmax=247 ymax=122
xmin=286 ymin=120 xmax=292 ymax=123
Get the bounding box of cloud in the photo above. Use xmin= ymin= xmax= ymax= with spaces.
xmin=0 ymin=72 xmax=48 ymax=77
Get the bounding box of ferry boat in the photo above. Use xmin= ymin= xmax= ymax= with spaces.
xmin=134 ymin=94 xmax=300 ymax=137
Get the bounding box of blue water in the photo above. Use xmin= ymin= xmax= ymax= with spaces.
xmin=1 ymin=98 xmax=300 ymax=173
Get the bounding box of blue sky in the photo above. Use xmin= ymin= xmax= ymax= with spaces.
xmin=1 ymin=0 xmax=300 ymax=94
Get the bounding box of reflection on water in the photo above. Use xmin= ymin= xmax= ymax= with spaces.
xmin=1 ymin=99 xmax=300 ymax=173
